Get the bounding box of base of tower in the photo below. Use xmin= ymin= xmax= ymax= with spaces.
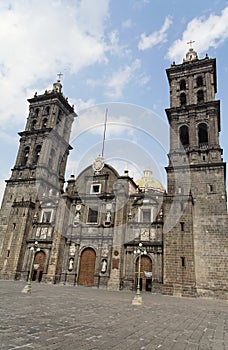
xmin=162 ymin=283 xmax=197 ymax=297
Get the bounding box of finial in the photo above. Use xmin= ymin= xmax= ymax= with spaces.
xmin=57 ymin=72 xmax=63 ymax=82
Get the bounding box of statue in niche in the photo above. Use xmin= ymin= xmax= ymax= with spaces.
xmin=68 ymin=258 xmax=74 ymax=271
xmin=105 ymin=211 xmax=111 ymax=223
xmin=101 ymin=259 xmax=107 ymax=273
xmin=74 ymin=211 xmax=80 ymax=222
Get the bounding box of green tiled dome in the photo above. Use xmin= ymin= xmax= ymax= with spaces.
xmin=136 ymin=168 xmax=164 ymax=192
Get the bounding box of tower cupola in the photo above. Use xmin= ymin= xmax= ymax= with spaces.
xmin=183 ymin=40 xmax=198 ymax=62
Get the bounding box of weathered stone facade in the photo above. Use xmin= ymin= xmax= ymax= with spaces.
xmin=163 ymin=48 xmax=228 ymax=298
xmin=0 ymin=48 xmax=227 ymax=298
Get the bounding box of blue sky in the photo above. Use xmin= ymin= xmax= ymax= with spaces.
xmin=1 ymin=0 xmax=228 ymax=203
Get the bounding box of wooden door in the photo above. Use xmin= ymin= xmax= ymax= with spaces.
xmin=135 ymin=255 xmax=152 ymax=292
xmin=32 ymin=251 xmax=45 ymax=282
xmin=78 ymin=248 xmax=96 ymax=286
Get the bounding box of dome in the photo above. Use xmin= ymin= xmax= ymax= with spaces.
xmin=136 ymin=168 xmax=165 ymax=192
xmin=183 ymin=42 xmax=198 ymax=63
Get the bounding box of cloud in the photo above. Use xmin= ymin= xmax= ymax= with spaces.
xmin=122 ymin=19 xmax=133 ymax=29
xmin=71 ymin=105 xmax=133 ymax=139
xmin=0 ymin=130 xmax=18 ymax=145
xmin=0 ymin=0 xmax=109 ymax=126
xmin=167 ymin=6 xmax=228 ymax=63
xmin=138 ymin=16 xmax=172 ymax=50
xmin=138 ymin=74 xmax=151 ymax=86
xmin=76 ymin=0 xmax=109 ymax=37
xmin=105 ymin=59 xmax=141 ymax=98
xmin=106 ymin=30 xmax=129 ymax=57
xmin=133 ymin=0 xmax=151 ymax=9
xmin=71 ymin=98 xmax=96 ymax=112
xmin=68 ymin=104 xmax=140 ymax=176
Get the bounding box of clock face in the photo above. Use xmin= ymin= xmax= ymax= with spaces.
xmin=93 ymin=156 xmax=104 ymax=172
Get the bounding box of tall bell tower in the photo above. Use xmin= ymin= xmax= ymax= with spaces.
xmin=0 ymin=77 xmax=76 ymax=280
xmin=164 ymin=45 xmax=228 ymax=297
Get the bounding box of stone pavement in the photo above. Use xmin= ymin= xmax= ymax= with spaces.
xmin=0 ymin=281 xmax=227 ymax=350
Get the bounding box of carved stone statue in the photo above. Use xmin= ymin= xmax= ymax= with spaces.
xmin=74 ymin=211 xmax=80 ymax=222
xmin=68 ymin=258 xmax=74 ymax=271
xmin=105 ymin=211 xmax=111 ymax=223
xmin=101 ymin=259 xmax=107 ymax=273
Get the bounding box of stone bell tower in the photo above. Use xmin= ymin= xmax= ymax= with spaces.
xmin=0 ymin=77 xmax=76 ymax=280
xmin=164 ymin=44 xmax=228 ymax=298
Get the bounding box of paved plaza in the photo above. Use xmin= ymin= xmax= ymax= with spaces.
xmin=0 ymin=281 xmax=227 ymax=350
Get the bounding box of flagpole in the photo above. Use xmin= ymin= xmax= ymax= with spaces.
xmin=101 ymin=108 xmax=108 ymax=158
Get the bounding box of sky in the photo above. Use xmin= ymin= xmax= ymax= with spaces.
xmin=1 ymin=0 xmax=228 ymax=203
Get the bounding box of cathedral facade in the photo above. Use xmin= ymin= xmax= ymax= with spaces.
xmin=0 ymin=47 xmax=227 ymax=298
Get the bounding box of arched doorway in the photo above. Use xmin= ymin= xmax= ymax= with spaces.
xmin=135 ymin=255 xmax=152 ymax=292
xmin=78 ymin=248 xmax=96 ymax=286
xmin=32 ymin=251 xmax=45 ymax=282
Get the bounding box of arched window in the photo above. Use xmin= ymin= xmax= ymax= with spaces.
xmin=198 ymin=123 xmax=208 ymax=145
xmin=42 ymin=118 xmax=48 ymax=128
xmin=46 ymin=106 xmax=50 ymax=115
xmin=197 ymin=90 xmax=204 ymax=103
xmin=180 ymin=79 xmax=186 ymax=90
xmin=35 ymin=108 xmax=39 ymax=116
xmin=33 ymin=145 xmax=42 ymax=164
xmin=21 ymin=146 xmax=30 ymax=166
xmin=197 ymin=76 xmax=203 ymax=87
xmin=180 ymin=93 xmax=186 ymax=106
xmin=57 ymin=109 xmax=62 ymax=124
xmin=179 ymin=125 xmax=189 ymax=147
xmin=31 ymin=119 xmax=37 ymax=130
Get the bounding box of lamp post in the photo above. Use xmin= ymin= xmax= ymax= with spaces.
xmin=132 ymin=242 xmax=147 ymax=305
xmin=22 ymin=241 xmax=40 ymax=293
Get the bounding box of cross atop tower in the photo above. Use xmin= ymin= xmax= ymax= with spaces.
xmin=187 ymin=40 xmax=195 ymax=49
xmin=57 ymin=72 xmax=63 ymax=82
xmin=53 ymin=73 xmax=63 ymax=93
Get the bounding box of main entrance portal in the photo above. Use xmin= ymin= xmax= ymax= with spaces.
xmin=32 ymin=251 xmax=45 ymax=282
xmin=78 ymin=248 xmax=96 ymax=286
xmin=135 ymin=255 xmax=152 ymax=292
